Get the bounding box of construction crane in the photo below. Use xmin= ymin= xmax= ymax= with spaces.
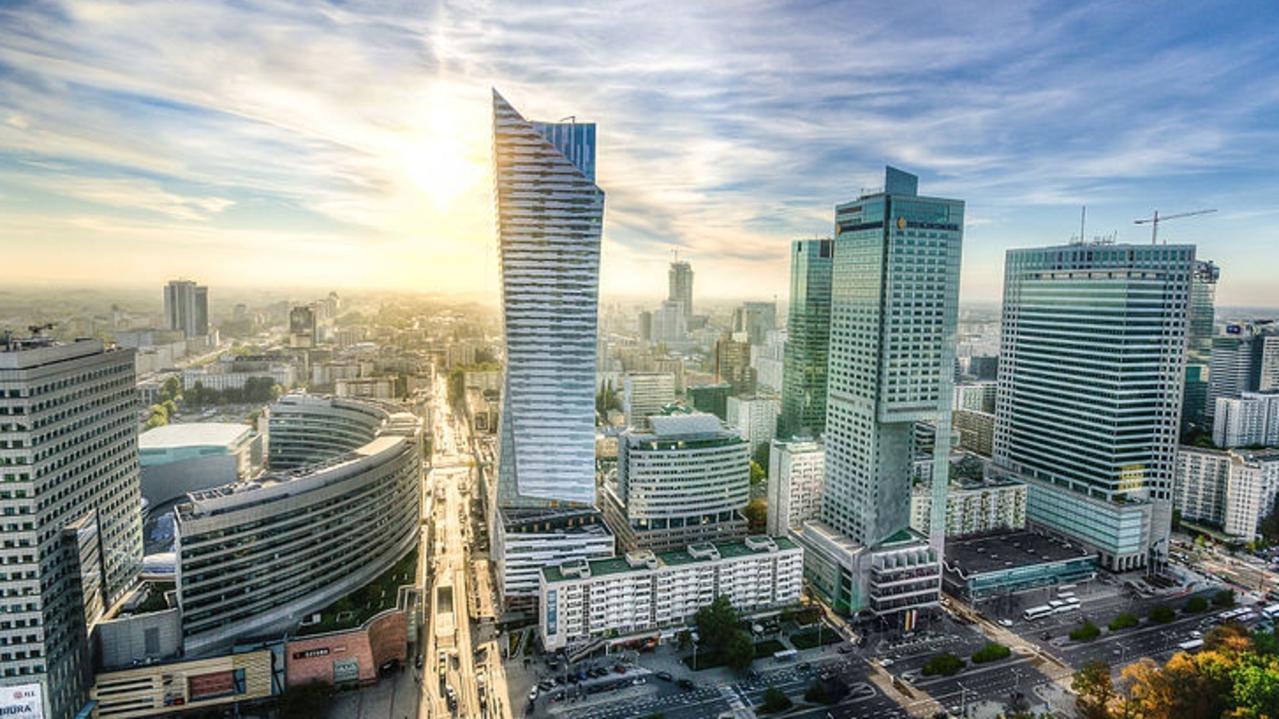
xmin=1133 ymin=208 xmax=1216 ymax=245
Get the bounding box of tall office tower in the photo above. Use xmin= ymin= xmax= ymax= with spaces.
xmin=622 ymin=372 xmax=676 ymax=430
xmin=0 ymin=337 xmax=143 ymax=718
xmin=602 ymin=413 xmax=750 ymax=551
xmin=779 ymin=239 xmax=833 ymax=440
xmin=732 ymin=302 xmax=778 ymax=346
xmin=800 ymin=167 xmax=962 ymax=622
xmin=163 ymin=279 xmax=209 ymax=337
xmin=668 ymin=260 xmax=694 ymax=318
xmin=490 ymin=90 xmax=614 ymax=608
xmin=714 ymin=335 xmax=756 ymax=394
xmin=993 ymin=243 xmax=1193 ymax=571
xmin=1182 ymin=261 xmax=1219 ymax=434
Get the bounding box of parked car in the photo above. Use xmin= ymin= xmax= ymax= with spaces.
xmin=655 ymin=671 xmax=673 ymax=681
xmin=677 ymin=679 xmax=695 ymax=690
xmin=797 ymin=662 xmax=811 ymax=672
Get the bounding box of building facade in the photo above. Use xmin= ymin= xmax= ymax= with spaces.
xmin=766 ymin=439 xmax=824 ymax=537
xmin=952 ymin=409 xmax=995 ymax=457
xmin=993 ymin=242 xmax=1193 ymax=571
xmin=751 ymin=329 xmax=786 ymax=395
xmin=603 ymin=413 xmax=749 ymax=552
xmin=726 ymin=395 xmax=780 ymax=452
xmin=1175 ymin=446 xmax=1279 ymax=541
xmin=1213 ymin=392 xmax=1279 ymax=448
xmin=714 ymin=336 xmax=755 ymax=394
xmin=138 ymin=423 xmax=264 ymax=507
xmin=1183 ymin=260 xmax=1218 ymax=433
xmin=538 ymin=537 xmax=803 ymax=651
xmin=909 ymin=476 xmax=1026 ymax=538
xmin=0 ymin=339 xmax=144 ymax=719
xmin=800 ymin=166 xmax=962 ymax=622
xmin=732 ymin=302 xmax=777 ymax=346
xmin=622 ymin=372 xmax=676 ymax=431
xmin=175 ymin=396 xmax=422 ymax=654
xmin=779 ymin=238 xmax=833 ymax=440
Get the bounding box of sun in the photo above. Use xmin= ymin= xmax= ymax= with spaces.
xmin=400 ymin=91 xmax=488 ymax=211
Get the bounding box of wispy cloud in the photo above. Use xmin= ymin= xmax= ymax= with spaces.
xmin=1 ymin=0 xmax=1278 ymax=304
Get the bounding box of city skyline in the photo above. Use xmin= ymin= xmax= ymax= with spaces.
xmin=4 ymin=2 xmax=1279 ymax=307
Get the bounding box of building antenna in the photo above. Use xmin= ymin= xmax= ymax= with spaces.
xmin=1080 ymin=206 xmax=1086 ymax=246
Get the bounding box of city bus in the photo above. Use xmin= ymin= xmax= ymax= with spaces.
xmin=1023 ymin=605 xmax=1055 ymax=621
xmin=1178 ymin=638 xmax=1204 ymax=652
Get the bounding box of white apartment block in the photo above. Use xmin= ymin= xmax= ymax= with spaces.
xmin=622 ymin=372 xmax=676 ymax=430
xmin=1175 ymin=446 xmax=1279 ymax=541
xmin=910 ymin=477 xmax=1027 ymax=538
xmin=1213 ymin=392 xmax=1279 ymax=448
xmin=727 ymin=394 xmax=780 ymax=452
xmin=538 ymin=536 xmax=803 ymax=651
xmin=767 ymin=439 xmax=825 ymax=536
xmin=751 ymin=329 xmax=787 ymax=394
xmin=953 ymin=381 xmax=996 ymax=413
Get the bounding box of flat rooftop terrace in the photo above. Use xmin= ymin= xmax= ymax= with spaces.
xmin=945 ymin=530 xmax=1094 ymax=576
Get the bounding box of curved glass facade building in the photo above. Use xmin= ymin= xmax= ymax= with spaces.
xmin=492 ymin=89 xmax=603 ymax=508
xmin=174 ymin=395 xmax=422 ymax=653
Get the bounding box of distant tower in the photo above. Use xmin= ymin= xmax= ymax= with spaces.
xmin=668 ymin=258 xmax=694 ymax=318
xmin=163 ymin=279 xmax=209 ymax=337
xmin=779 ymin=238 xmax=833 ymax=439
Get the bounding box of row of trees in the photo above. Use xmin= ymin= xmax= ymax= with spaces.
xmin=184 ymin=377 xmax=281 ymax=406
xmin=1072 ymin=622 xmax=1279 ymax=719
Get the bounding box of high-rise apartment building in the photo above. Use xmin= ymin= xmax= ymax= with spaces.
xmin=800 ymin=167 xmax=961 ymax=622
xmin=652 ymin=300 xmax=687 ymax=343
xmin=993 ymin=242 xmax=1193 ymax=571
xmin=1206 ymin=322 xmax=1279 ymax=423
xmin=779 ymin=238 xmax=833 ymax=440
xmin=163 ymin=279 xmax=209 ymax=338
xmin=751 ymin=329 xmax=786 ymax=394
xmin=909 ymin=475 xmax=1026 ymax=538
xmin=0 ymin=338 xmax=143 ymax=718
xmin=622 ymin=372 xmax=676 ymax=430
xmin=491 ymin=90 xmax=614 ymax=607
xmin=767 ymin=439 xmax=825 ymax=536
xmin=602 ymin=413 xmax=750 ymax=552
xmin=1213 ymin=392 xmax=1279 ymax=448
xmin=1183 ymin=260 xmax=1218 ymax=433
xmin=1175 ymin=446 xmax=1279 ymax=541
xmin=668 ymin=261 xmax=694 ymax=319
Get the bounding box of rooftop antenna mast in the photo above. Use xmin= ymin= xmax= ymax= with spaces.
xmin=1133 ymin=208 xmax=1216 ymax=245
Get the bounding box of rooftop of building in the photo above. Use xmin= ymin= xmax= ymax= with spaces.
xmin=542 ymin=535 xmax=798 ymax=583
xmin=944 ymin=530 xmax=1094 ymax=576
xmin=0 ymin=336 xmax=110 ymax=367
xmin=139 ymin=422 xmax=253 ymax=451
xmin=296 ymin=546 xmax=417 ymax=636
xmin=646 ymin=412 xmax=728 ymax=438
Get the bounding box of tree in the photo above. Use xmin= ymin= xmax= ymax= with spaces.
xmin=723 ymin=629 xmax=755 ymax=672
xmin=676 ymin=630 xmax=692 ymax=651
xmin=1260 ymin=495 xmax=1279 ymax=544
xmin=1070 ymin=622 xmax=1101 ymax=642
xmin=694 ymin=595 xmax=739 ymax=651
xmin=761 ymin=686 xmax=792 ymax=713
xmin=750 ymin=460 xmax=766 ymax=488
xmin=1072 ymin=660 xmax=1115 ymax=719
xmin=1184 ymin=596 xmax=1209 ymax=613
xmin=744 ymin=498 xmax=768 ymax=532
xmin=752 ymin=442 xmax=771 ymax=470
xmin=279 ymin=682 xmax=330 ymax=718
xmin=1212 ymin=588 xmax=1237 ymax=608
xmin=922 ymin=653 xmax=964 ymax=677
xmin=972 ymin=642 xmax=1011 ymax=664
xmin=1149 ymin=605 xmax=1175 ymax=624
xmin=804 ymin=678 xmax=833 ymax=704
xmin=1108 ymin=613 xmax=1139 ymax=631
xmin=159 ymin=375 xmax=181 ymax=402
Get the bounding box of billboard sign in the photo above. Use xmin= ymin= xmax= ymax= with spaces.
xmin=0 ymin=684 xmax=44 ymax=719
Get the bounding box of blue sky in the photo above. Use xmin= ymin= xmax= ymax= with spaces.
xmin=2 ymin=0 xmax=1278 ymax=306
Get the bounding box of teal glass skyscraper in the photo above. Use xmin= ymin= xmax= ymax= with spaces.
xmin=800 ymin=167 xmax=962 ymax=621
xmin=993 ymin=242 xmax=1194 ymax=571
xmin=779 ymin=238 xmax=833 ymax=440
xmin=1183 ymin=259 xmax=1218 ymax=434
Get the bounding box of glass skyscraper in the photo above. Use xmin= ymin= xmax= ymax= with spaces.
xmin=668 ymin=260 xmax=693 ymax=318
xmin=779 ymin=238 xmax=833 ymax=440
xmin=1183 ymin=259 xmax=1218 ymax=434
xmin=492 ymin=90 xmax=603 ymax=508
xmin=800 ymin=167 xmax=962 ymax=620
xmin=992 ymin=242 xmax=1194 ymax=570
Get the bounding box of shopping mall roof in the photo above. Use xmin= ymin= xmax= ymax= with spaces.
xmin=139 ymin=422 xmax=252 ymax=450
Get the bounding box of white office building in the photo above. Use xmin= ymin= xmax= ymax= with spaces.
xmin=726 ymin=394 xmax=780 ymax=452
xmin=953 ymin=382 xmax=996 ymax=413
xmin=752 ymin=329 xmax=787 ymax=394
xmin=622 ymin=372 xmax=676 ymax=430
xmin=1213 ymin=392 xmax=1279 ymax=448
xmin=767 ymin=438 xmax=824 ymax=536
xmin=538 ymin=536 xmax=803 ymax=651
xmin=1175 ymin=446 xmax=1279 ymax=541
xmin=603 ymin=413 xmax=749 ymax=551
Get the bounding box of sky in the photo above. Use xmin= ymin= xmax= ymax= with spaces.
xmin=2 ymin=1 xmax=1279 ymax=307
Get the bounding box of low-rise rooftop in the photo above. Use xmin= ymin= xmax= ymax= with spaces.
xmin=944 ymin=530 xmax=1094 ymax=576
xmin=542 ymin=535 xmax=799 ymax=582
xmin=139 ymin=422 xmax=253 ymax=451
